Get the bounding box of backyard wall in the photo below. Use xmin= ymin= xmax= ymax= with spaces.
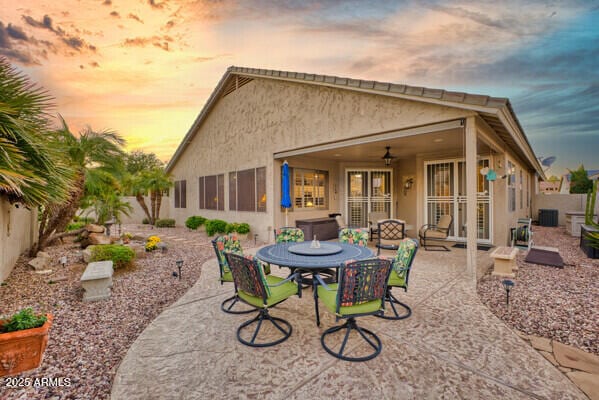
xmin=119 ymin=196 xmax=170 ymax=224
xmin=532 ymin=193 xmax=598 ymax=226
xmin=0 ymin=197 xmax=38 ymax=282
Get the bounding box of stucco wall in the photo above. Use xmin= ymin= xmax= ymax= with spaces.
xmin=0 ymin=198 xmax=38 ymax=282
xmin=169 ymin=77 xmax=470 ymax=241
xmin=119 ymin=196 xmax=170 ymax=224
xmin=532 ymin=193 xmax=598 ymax=226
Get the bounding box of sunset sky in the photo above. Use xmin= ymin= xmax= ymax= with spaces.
xmin=1 ymin=0 xmax=597 ymax=176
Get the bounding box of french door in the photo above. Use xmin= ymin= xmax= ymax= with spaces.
xmin=424 ymin=159 xmax=492 ymax=242
xmin=346 ymin=169 xmax=392 ymax=228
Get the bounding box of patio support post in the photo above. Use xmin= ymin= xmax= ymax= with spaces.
xmin=465 ymin=116 xmax=478 ymax=283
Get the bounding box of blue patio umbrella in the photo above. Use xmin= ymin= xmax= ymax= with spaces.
xmin=281 ymin=161 xmax=292 ymax=225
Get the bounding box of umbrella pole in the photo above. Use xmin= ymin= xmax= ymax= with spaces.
xmin=285 ymin=208 xmax=288 ymax=226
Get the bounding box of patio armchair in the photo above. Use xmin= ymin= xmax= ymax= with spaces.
xmin=212 ymin=234 xmax=270 ymax=314
xmin=375 ymin=219 xmax=406 ymax=255
xmin=335 ymin=215 xmax=347 ymax=230
xmin=368 ymin=211 xmax=389 ymax=242
xmin=418 ymin=215 xmax=453 ymax=251
xmin=224 ymin=253 xmax=300 ymax=347
xmin=314 ymin=257 xmax=392 ymax=361
xmin=378 ymin=238 xmax=418 ymax=320
xmin=274 ymin=227 xmax=305 ymax=243
xmin=338 ymin=228 xmax=368 ymax=247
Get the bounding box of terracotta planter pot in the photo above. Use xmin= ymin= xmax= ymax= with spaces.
xmin=0 ymin=314 xmax=53 ymax=377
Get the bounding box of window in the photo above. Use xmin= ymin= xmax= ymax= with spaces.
xmin=507 ymin=161 xmax=516 ymax=212
xmin=198 ymin=174 xmax=224 ymax=210
xmin=174 ymin=180 xmax=187 ymax=208
xmin=229 ymin=167 xmax=267 ymax=212
xmin=294 ymin=169 xmax=328 ymax=210
xmin=519 ymin=170 xmax=523 ymax=209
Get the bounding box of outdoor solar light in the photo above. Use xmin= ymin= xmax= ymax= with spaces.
xmin=501 ymin=279 xmax=514 ymax=306
xmin=254 ymin=233 xmax=258 ymax=245
xmin=176 ymin=259 xmax=184 ymax=280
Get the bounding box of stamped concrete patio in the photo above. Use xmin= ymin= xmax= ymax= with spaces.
xmin=111 ymin=245 xmax=586 ymax=399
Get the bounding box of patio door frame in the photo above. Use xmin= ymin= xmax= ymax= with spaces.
xmin=423 ymin=157 xmax=493 ymax=243
xmin=345 ymin=168 xmax=393 ymax=228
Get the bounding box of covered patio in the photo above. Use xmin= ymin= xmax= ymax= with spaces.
xmin=111 ymin=243 xmax=585 ymax=399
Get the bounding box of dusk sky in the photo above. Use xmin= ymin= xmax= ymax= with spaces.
xmin=1 ymin=0 xmax=598 ymax=177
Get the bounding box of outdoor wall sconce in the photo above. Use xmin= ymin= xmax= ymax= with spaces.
xmin=501 ymin=279 xmax=514 ymax=306
xmin=382 ymin=146 xmax=395 ymax=166
xmin=403 ymin=177 xmax=414 ymax=196
xmin=175 ymin=259 xmax=184 ymax=280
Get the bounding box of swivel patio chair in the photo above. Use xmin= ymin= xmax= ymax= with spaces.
xmin=418 ymin=214 xmax=453 ymax=251
xmin=338 ymin=228 xmax=368 ymax=247
xmin=314 ymin=257 xmax=392 ymax=361
xmin=378 ymin=238 xmax=418 ymax=320
xmin=224 ymin=252 xmax=300 ymax=347
xmin=376 ymin=219 xmax=406 ymax=255
xmin=274 ymin=227 xmax=305 ymax=243
xmin=212 ymin=234 xmax=269 ymax=314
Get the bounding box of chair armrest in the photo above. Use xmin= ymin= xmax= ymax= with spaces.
xmin=314 ymin=273 xmax=333 ymax=291
xmin=268 ymin=271 xmax=302 ymax=297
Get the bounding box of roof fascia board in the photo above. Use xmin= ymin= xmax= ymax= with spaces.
xmin=274 ymin=119 xmax=463 ymax=159
xmin=475 ymin=115 xmax=506 ymax=154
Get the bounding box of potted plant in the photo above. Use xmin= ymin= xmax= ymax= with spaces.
xmin=236 ymin=223 xmax=251 ymax=240
xmin=0 ymin=308 xmax=53 ymax=377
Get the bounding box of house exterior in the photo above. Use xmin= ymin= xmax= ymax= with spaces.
xmin=0 ymin=198 xmax=38 ymax=281
xmin=166 ymin=66 xmax=545 ymax=276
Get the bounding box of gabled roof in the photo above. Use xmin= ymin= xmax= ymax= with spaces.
xmin=166 ymin=66 xmax=544 ymax=177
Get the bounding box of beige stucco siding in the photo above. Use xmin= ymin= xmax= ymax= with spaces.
xmin=169 ymin=77 xmax=470 ymax=240
xmin=1 ymin=198 xmax=38 ymax=282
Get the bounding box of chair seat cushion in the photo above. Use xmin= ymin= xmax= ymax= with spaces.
xmin=420 ymin=229 xmax=447 ymax=239
xmin=317 ymin=283 xmax=382 ymax=316
xmin=221 ymin=270 xmax=233 ymax=282
xmin=379 ymin=238 xmax=401 ymax=247
xmin=238 ymin=275 xmax=297 ymax=308
xmin=387 ymin=270 xmax=406 ymax=288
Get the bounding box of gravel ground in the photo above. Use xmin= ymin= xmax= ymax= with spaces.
xmin=0 ymin=224 xmax=244 ymax=400
xmin=477 ymin=225 xmax=599 ymax=355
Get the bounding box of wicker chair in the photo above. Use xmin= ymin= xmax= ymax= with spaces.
xmin=315 ymin=257 xmax=392 ymax=361
xmin=378 ymin=238 xmax=418 ymax=320
xmin=225 ymin=253 xmax=300 ymax=347
xmin=418 ymin=215 xmax=453 ymax=251
xmin=375 ymin=219 xmax=406 ymax=255
xmin=212 ymin=234 xmax=269 ymax=314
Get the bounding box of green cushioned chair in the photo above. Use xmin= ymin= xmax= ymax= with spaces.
xmin=315 ymin=257 xmax=392 ymax=361
xmin=212 ymin=234 xmax=270 ymax=314
xmin=338 ymin=228 xmax=369 ymax=247
xmin=274 ymin=227 xmax=305 ymax=243
xmin=378 ymin=238 xmax=418 ymax=320
xmin=225 ymin=252 xmax=300 ymax=347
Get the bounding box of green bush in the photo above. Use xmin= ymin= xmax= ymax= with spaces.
xmin=1 ymin=308 xmax=47 ymax=333
xmin=66 ymin=221 xmax=86 ymax=231
xmin=236 ymin=223 xmax=250 ymax=234
xmin=185 ymin=216 xmax=207 ymax=230
xmin=155 ymin=218 xmax=176 ymax=228
xmin=205 ymin=219 xmax=227 ymax=236
xmin=225 ymin=222 xmax=239 ymax=234
xmin=90 ymin=245 xmax=135 ymax=269
xmin=142 ymin=218 xmax=150 ymax=224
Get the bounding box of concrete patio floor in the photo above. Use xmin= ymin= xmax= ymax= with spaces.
xmin=111 ymin=244 xmax=586 ymax=399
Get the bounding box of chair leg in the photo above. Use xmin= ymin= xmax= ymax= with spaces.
xmin=377 ymin=289 xmax=412 ymax=320
xmin=237 ymin=309 xmax=292 ymax=347
xmin=221 ymin=295 xmax=256 ymax=315
xmin=321 ymin=318 xmax=382 ymax=362
xmin=423 ymin=237 xmax=450 ymax=251
xmin=313 ymin=276 xmax=321 ymax=327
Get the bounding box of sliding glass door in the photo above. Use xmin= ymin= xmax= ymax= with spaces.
xmin=346 ymin=169 xmax=392 ymax=228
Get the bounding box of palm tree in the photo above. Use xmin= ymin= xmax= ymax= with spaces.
xmin=143 ymin=167 xmax=173 ymax=223
xmin=35 ymin=119 xmax=125 ymax=252
xmin=0 ymin=57 xmax=72 ymax=207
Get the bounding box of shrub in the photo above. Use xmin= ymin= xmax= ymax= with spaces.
xmin=155 ymin=218 xmax=176 ymax=228
xmin=236 ymin=223 xmax=250 ymax=234
xmin=90 ymin=245 xmax=135 ymax=269
xmin=225 ymin=222 xmax=239 ymax=234
xmin=185 ymin=216 xmax=207 ymax=230
xmin=66 ymin=221 xmax=86 ymax=231
xmin=205 ymin=219 xmax=227 ymax=236
xmin=145 ymin=235 xmax=161 ymax=251
xmin=0 ymin=308 xmax=47 ymax=333
xmin=142 ymin=218 xmax=150 ymax=224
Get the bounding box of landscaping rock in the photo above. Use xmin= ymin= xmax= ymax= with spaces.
xmin=82 ymin=247 xmax=94 ymax=263
xmin=85 ymin=224 xmax=105 ymax=234
xmin=530 ymin=335 xmax=553 ymax=352
xmin=566 ymin=371 xmax=599 ymax=400
xmin=88 ymin=233 xmax=111 ymax=245
xmin=34 ymin=269 xmax=53 ymax=275
xmin=27 ymin=255 xmax=51 ymax=271
xmin=127 ymin=243 xmax=146 ymax=259
xmin=554 ymin=341 xmax=599 ymax=374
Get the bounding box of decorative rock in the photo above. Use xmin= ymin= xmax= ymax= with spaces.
xmin=82 ymin=247 xmax=94 ymax=263
xmin=28 ymin=255 xmax=51 ymax=271
xmin=530 ymin=336 xmax=553 ymax=352
xmin=88 ymin=233 xmax=111 ymax=245
xmin=85 ymin=224 xmax=105 ymax=233
xmin=566 ymin=371 xmax=599 ymax=400
xmin=80 ymin=261 xmax=114 ymax=302
xmin=36 ymin=251 xmax=51 ymax=259
xmin=127 ymin=243 xmax=146 ymax=259
xmin=554 ymin=341 xmax=599 ymax=374
xmin=540 ymin=351 xmax=559 ymax=366
xmin=34 ymin=269 xmax=53 ymax=275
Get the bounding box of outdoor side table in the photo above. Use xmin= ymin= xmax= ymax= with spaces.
xmin=490 ymin=246 xmax=518 ymax=278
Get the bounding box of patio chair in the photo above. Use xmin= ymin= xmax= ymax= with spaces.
xmin=418 ymin=215 xmax=453 ymax=251
xmin=224 ymin=253 xmax=300 ymax=347
xmin=511 ymin=218 xmax=533 ymax=250
xmin=274 ymin=227 xmax=305 ymax=243
xmin=212 ymin=234 xmax=270 ymax=314
xmin=375 ymin=219 xmax=406 ymax=255
xmin=377 ymin=238 xmax=418 ymax=320
xmin=338 ymin=228 xmax=368 ymax=247
xmin=315 ymin=257 xmax=392 ymax=361
xmin=368 ymin=211 xmax=389 ymax=242
xmin=335 ymin=215 xmax=347 ymax=230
